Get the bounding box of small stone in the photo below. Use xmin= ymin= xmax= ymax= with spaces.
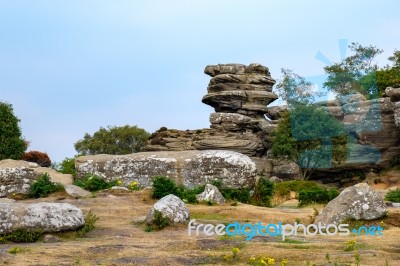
xmin=43 ymin=234 xmax=61 ymax=243
xmin=196 ymin=184 xmax=225 ymax=204
xmin=65 ymin=184 xmax=91 ymax=198
xmin=145 ymin=194 xmax=189 ymax=225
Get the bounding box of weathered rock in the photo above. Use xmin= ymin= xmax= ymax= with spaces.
xmin=386 ymin=87 xmax=400 ymax=127
xmin=269 ymin=176 xmax=283 ymax=182
xmin=0 ymin=202 xmax=85 ymax=234
xmin=0 ymin=159 xmax=73 ymax=197
xmin=65 ymin=184 xmax=91 ymax=198
xmin=196 ymin=184 xmax=225 ymax=204
xmin=75 ymin=150 xmax=257 ymax=189
xmin=145 ymin=194 xmax=189 ymax=224
xmin=315 ymin=183 xmax=387 ymax=225
xmin=43 ymin=234 xmax=62 ymax=243
xmin=111 ymin=186 xmax=130 ymax=192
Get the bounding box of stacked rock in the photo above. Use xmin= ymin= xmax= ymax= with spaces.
xmin=386 ymin=87 xmax=400 ymax=127
xmin=202 ymin=63 xmax=278 ymax=118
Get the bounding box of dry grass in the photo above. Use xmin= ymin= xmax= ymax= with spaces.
xmin=0 ymin=188 xmax=400 ymax=265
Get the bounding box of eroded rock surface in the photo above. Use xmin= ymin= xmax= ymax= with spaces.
xmin=315 ymin=183 xmax=387 ymax=225
xmin=0 ymin=160 xmax=73 ymax=197
xmin=75 ymin=150 xmax=257 ymax=189
xmin=145 ymin=194 xmax=189 ymax=224
xmin=196 ymin=184 xmax=225 ymax=204
xmin=0 ymin=202 xmax=85 ymax=234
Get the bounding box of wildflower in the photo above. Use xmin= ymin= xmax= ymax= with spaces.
xmin=260 ymin=259 xmax=267 ymax=266
xmin=281 ymin=258 xmax=288 ymax=266
xmin=232 ymin=247 xmax=240 ymax=254
xmin=117 ymin=180 xmax=122 ymax=186
xmin=249 ymin=257 xmax=256 ymax=263
xmin=267 ymin=258 xmax=275 ymax=265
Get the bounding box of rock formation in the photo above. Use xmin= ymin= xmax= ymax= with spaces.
xmin=196 ymin=184 xmax=225 ymax=204
xmin=0 ymin=202 xmax=85 ymax=234
xmin=145 ymin=194 xmax=190 ymax=224
xmin=0 ymin=159 xmax=73 ymax=197
xmin=315 ymin=183 xmax=387 ymax=225
xmin=75 ymin=150 xmax=257 ymax=189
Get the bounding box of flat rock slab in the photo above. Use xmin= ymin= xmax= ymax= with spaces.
xmin=65 ymin=184 xmax=91 ymax=198
xmin=0 ymin=202 xmax=85 ymax=234
xmin=75 ymin=150 xmax=257 ymax=189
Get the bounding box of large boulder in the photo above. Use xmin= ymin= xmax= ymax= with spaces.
xmin=75 ymin=150 xmax=257 ymax=189
xmin=315 ymin=183 xmax=387 ymax=225
xmin=196 ymin=184 xmax=225 ymax=204
xmin=0 ymin=159 xmax=73 ymax=197
xmin=145 ymin=194 xmax=189 ymax=224
xmin=0 ymin=202 xmax=85 ymax=234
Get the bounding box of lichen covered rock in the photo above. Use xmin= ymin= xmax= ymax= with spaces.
xmin=145 ymin=194 xmax=189 ymax=224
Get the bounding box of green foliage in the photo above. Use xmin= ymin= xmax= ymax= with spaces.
xmin=76 ymin=211 xmax=99 ymax=237
xmin=74 ymin=125 xmax=150 ymax=155
xmin=0 ymin=101 xmax=27 ymax=160
xmin=149 ymin=210 xmax=170 ymax=230
xmin=29 ymin=173 xmax=64 ymax=198
xmin=22 ymin=150 xmax=51 ymax=167
xmin=275 ymin=180 xmax=319 ymax=197
xmin=60 ymin=157 xmax=76 ymax=177
xmin=385 ymin=189 xmax=400 ymax=203
xmin=220 ymin=187 xmax=250 ymax=203
xmin=176 ymin=184 xmax=205 ymax=203
xmin=324 ymin=42 xmax=383 ymax=97
xmin=298 ymin=187 xmax=339 ymax=206
xmin=74 ymin=174 xmax=118 ymax=192
xmin=151 ymin=176 xmax=178 ymax=199
xmin=0 ymin=229 xmax=42 ymax=243
xmin=8 ymin=247 xmax=21 ymax=254
xmin=271 ymin=106 xmax=347 ymax=179
xmin=250 ymin=177 xmax=275 ymax=207
xmin=377 ymin=68 xmax=400 ymax=95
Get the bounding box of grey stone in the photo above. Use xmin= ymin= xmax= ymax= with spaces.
xmin=75 ymin=150 xmax=257 ymax=189
xmin=111 ymin=186 xmax=129 ymax=191
xmin=145 ymin=194 xmax=189 ymax=224
xmin=315 ymin=183 xmax=387 ymax=225
xmin=43 ymin=234 xmax=62 ymax=243
xmin=0 ymin=202 xmax=85 ymax=234
xmin=269 ymin=176 xmax=283 ymax=182
xmin=65 ymin=184 xmax=91 ymax=198
xmin=196 ymin=184 xmax=225 ymax=204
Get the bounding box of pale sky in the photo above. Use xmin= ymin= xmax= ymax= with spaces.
xmin=1 ymin=0 xmax=399 ymax=162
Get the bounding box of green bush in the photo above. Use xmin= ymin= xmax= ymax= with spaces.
xmin=29 ymin=173 xmax=64 ymax=198
xmin=0 ymin=229 xmax=43 ymax=243
xmin=74 ymin=174 xmax=118 ymax=192
xmin=0 ymin=101 xmax=27 ymax=160
xmin=251 ymin=177 xmax=275 ymax=207
xmin=385 ymin=189 xmax=400 ymax=203
xmin=151 ymin=176 xmax=178 ymax=199
xmin=176 ymin=184 xmax=205 ymax=203
xmin=60 ymin=157 xmax=76 ymax=177
xmin=151 ymin=210 xmax=170 ymax=230
xmin=298 ymin=187 xmax=339 ymax=206
xmin=220 ymin=187 xmax=251 ymax=203
xmin=76 ymin=211 xmax=99 ymax=237
xmin=275 ymin=180 xmax=319 ymax=197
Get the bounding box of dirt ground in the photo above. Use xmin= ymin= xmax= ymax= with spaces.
xmin=1 ymin=186 xmax=400 ymax=266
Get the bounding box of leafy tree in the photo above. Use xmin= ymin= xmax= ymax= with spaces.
xmin=272 ymin=70 xmax=347 ymax=179
xmin=0 ymin=101 xmax=27 ymax=160
xmin=324 ymin=42 xmax=383 ymax=98
xmin=74 ymin=125 xmax=150 ymax=155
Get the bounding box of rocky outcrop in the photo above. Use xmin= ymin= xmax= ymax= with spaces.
xmin=0 ymin=159 xmax=73 ymax=197
xmin=64 ymin=184 xmax=91 ymax=198
xmin=386 ymin=87 xmax=400 ymax=127
xmin=196 ymin=184 xmax=225 ymax=204
xmin=75 ymin=150 xmax=257 ymax=189
xmin=315 ymin=183 xmax=387 ymax=225
xmin=0 ymin=202 xmax=85 ymax=234
xmin=145 ymin=194 xmax=189 ymax=224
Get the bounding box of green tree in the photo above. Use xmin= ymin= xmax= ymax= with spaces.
xmin=272 ymin=70 xmax=347 ymax=179
xmin=0 ymin=101 xmax=27 ymax=160
xmin=324 ymin=42 xmax=383 ymax=98
xmin=74 ymin=125 xmax=150 ymax=155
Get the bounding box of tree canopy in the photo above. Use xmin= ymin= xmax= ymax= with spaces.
xmin=0 ymin=101 xmax=27 ymax=160
xmin=74 ymin=125 xmax=150 ymax=155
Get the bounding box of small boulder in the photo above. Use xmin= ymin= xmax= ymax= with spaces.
xmin=0 ymin=202 xmax=85 ymax=234
xmin=145 ymin=194 xmax=189 ymax=225
xmin=315 ymin=183 xmax=387 ymax=225
xmin=65 ymin=184 xmax=91 ymax=198
xmin=269 ymin=176 xmax=283 ymax=183
xmin=111 ymin=186 xmax=129 ymax=192
xmin=196 ymin=184 xmax=225 ymax=204
xmin=43 ymin=234 xmax=62 ymax=243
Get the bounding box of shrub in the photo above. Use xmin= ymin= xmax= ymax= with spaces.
xmin=1 ymin=229 xmax=43 ymax=243
xmin=29 ymin=173 xmax=64 ymax=198
xmin=151 ymin=176 xmax=178 ymax=199
xmin=250 ymin=177 xmax=275 ymax=207
xmin=385 ymin=189 xmax=400 ymax=203
xmin=76 ymin=211 xmax=99 ymax=237
xmin=151 ymin=210 xmax=170 ymax=230
xmin=74 ymin=174 xmax=118 ymax=192
xmin=21 ymin=150 xmax=51 ymax=167
xmin=298 ymin=187 xmax=339 ymax=206
xmin=220 ymin=187 xmax=251 ymax=203
xmin=0 ymin=101 xmax=27 ymax=160
xmin=275 ymin=180 xmax=319 ymax=197
xmin=176 ymin=184 xmax=205 ymax=203
xmin=60 ymin=157 xmax=76 ymax=177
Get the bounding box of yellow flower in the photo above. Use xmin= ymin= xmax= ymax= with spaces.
xmin=232 ymin=247 xmax=240 ymax=254
xmin=249 ymin=257 xmax=256 ymax=263
xmin=281 ymin=258 xmax=288 ymax=266
xmin=117 ymin=180 xmax=122 ymax=186
xmin=259 ymin=259 xmax=267 ymax=266
xmin=267 ymin=258 xmax=275 ymax=265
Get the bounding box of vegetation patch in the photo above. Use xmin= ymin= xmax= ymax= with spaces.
xmin=74 ymin=174 xmax=118 ymax=192
xmin=29 ymin=173 xmax=64 ymax=198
